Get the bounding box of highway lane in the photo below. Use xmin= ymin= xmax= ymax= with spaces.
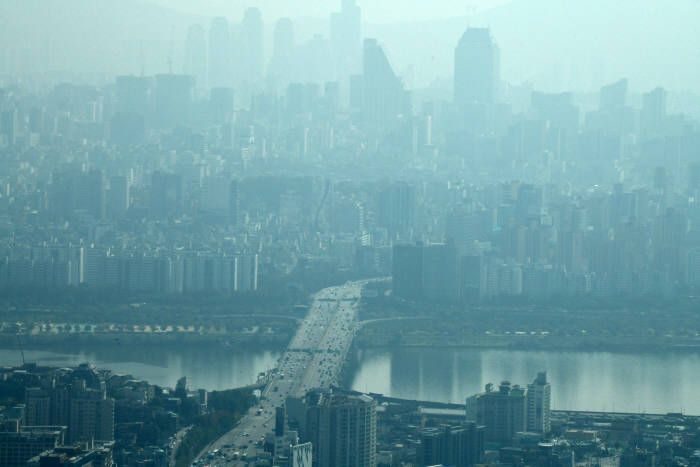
xmin=192 ymin=281 xmax=363 ymax=466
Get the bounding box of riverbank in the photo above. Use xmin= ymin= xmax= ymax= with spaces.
xmin=1 ymin=331 xmax=290 ymax=352
xmin=356 ymin=296 xmax=700 ymax=353
xmin=353 ymin=330 xmax=700 ymax=352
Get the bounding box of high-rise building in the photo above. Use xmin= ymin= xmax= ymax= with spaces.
xmin=445 ymin=209 xmax=477 ymax=256
xmin=115 ymin=75 xmax=150 ymax=115
xmin=331 ymin=0 xmax=362 ymax=82
xmin=0 ymin=426 xmax=65 ymax=467
xmin=600 ymin=78 xmax=628 ymax=111
xmin=242 ymin=8 xmax=264 ymax=85
xmin=296 ymin=35 xmax=334 ymax=85
xmin=459 ymin=255 xmax=485 ymax=303
xmin=68 ymin=388 xmax=115 ymax=443
xmin=107 ymin=176 xmax=129 ymax=220
xmin=150 ymin=172 xmax=182 ymax=218
xmin=229 ymin=179 xmax=240 ymax=225
xmin=110 ymin=112 xmax=144 ymax=146
xmin=526 ymin=372 xmax=551 ymax=434
xmin=422 ymin=242 xmax=458 ymax=302
xmin=641 ymin=87 xmax=667 ymax=136
xmin=470 ymin=381 xmax=527 ymax=444
xmin=362 ymin=39 xmax=407 ymax=124
xmin=585 ymin=78 xmax=633 ymax=134
xmin=454 ymin=28 xmax=499 ymax=106
xmin=420 ymin=423 xmax=484 ymax=467
xmin=269 ymin=18 xmax=296 ymax=90
xmin=210 ymin=87 xmax=234 ymax=124
xmin=113 ymin=75 xmax=150 ymax=141
xmin=378 ymin=182 xmax=415 ymax=234
xmin=1 ymin=108 xmax=17 ymax=146
xmin=201 ymin=175 xmax=231 ymax=216
xmin=392 ymin=243 xmax=424 ymax=300
xmin=301 ymin=389 xmax=376 ymax=467
xmin=184 ymin=24 xmax=207 ymax=90
xmin=349 ymin=74 xmax=363 ymax=111
xmin=25 ymin=365 xmax=114 ymax=445
xmin=530 ymin=91 xmax=580 ymax=147
xmin=25 ymin=388 xmax=51 ymax=426
xmin=234 ymin=255 xmax=258 ymax=292
xmin=154 ymin=74 xmax=194 ymax=129
xmin=208 ymin=17 xmax=231 ymax=89
xmin=73 ymin=170 xmax=105 ymax=220
xmin=275 ymin=406 xmax=287 ymax=438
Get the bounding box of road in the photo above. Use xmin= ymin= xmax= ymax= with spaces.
xmin=193 ymin=281 xmax=363 ymax=466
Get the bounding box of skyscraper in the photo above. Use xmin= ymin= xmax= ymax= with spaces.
xmin=107 ymin=175 xmax=129 ymax=220
xmin=68 ymin=387 xmax=115 ymax=443
xmin=526 ymin=372 xmax=551 ymax=434
xmin=585 ymin=78 xmax=633 ymax=133
xmin=275 ymin=406 xmax=286 ymax=438
xmin=641 ymin=87 xmax=667 ymax=136
xmin=201 ymin=175 xmax=230 ymax=216
xmin=229 ymin=179 xmax=240 ymax=225
xmin=242 ymin=8 xmax=264 ymax=85
xmin=115 ymin=75 xmax=150 ymax=115
xmin=331 ymin=0 xmax=362 ymax=82
xmin=269 ymin=18 xmax=296 ymax=90
xmin=74 ymin=169 xmax=105 ymax=220
xmin=362 ymin=39 xmax=407 ymax=124
xmin=1 ymin=109 xmax=17 ymax=146
xmin=459 ymin=255 xmax=485 ymax=303
xmin=422 ymin=242 xmax=459 ymax=302
xmin=151 ymin=172 xmax=182 ymax=218
xmin=392 ymin=243 xmax=424 ymax=301
xmin=600 ymin=78 xmax=628 ymax=111
xmin=184 ymin=24 xmax=207 ymax=90
xmin=153 ymin=74 xmax=194 ymax=129
xmin=378 ymin=181 xmax=415 ymax=234
xmin=454 ymin=28 xmax=500 ymax=106
xmin=234 ymin=255 xmax=258 ymax=292
xmin=303 ymin=390 xmax=376 ymax=467
xmin=209 ymin=87 xmax=234 ymax=124
xmin=471 ymin=381 xmax=527 ymax=444
xmin=208 ymin=17 xmax=231 ymax=89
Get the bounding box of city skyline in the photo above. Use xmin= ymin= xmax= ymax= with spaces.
xmin=1 ymin=1 xmax=698 ymax=95
xmin=1 ymin=1 xmax=699 ymax=466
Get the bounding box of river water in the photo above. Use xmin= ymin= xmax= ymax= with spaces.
xmin=348 ymin=347 xmax=700 ymax=414
xmin=0 ymin=344 xmax=282 ymax=391
xmin=2 ymin=344 xmax=698 ymax=414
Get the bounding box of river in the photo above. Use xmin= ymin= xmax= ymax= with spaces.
xmin=0 ymin=344 xmax=282 ymax=391
xmin=2 ymin=344 xmax=698 ymax=414
xmin=348 ymin=347 xmax=700 ymax=414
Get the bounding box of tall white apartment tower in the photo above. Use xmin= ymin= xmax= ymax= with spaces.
xmin=526 ymin=372 xmax=551 ymax=434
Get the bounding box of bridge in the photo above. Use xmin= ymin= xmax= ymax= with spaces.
xmin=358 ymin=316 xmax=433 ymax=327
xmin=195 ymin=281 xmax=366 ymax=466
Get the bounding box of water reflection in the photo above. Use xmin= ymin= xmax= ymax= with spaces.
xmin=4 ymin=344 xmax=698 ymax=414
xmin=0 ymin=345 xmax=281 ymax=391
xmin=349 ymin=347 xmax=700 ymax=414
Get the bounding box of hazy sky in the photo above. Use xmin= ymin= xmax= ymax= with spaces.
xmin=2 ymin=0 xmax=698 ymax=95
xmin=147 ymin=0 xmax=511 ymax=22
